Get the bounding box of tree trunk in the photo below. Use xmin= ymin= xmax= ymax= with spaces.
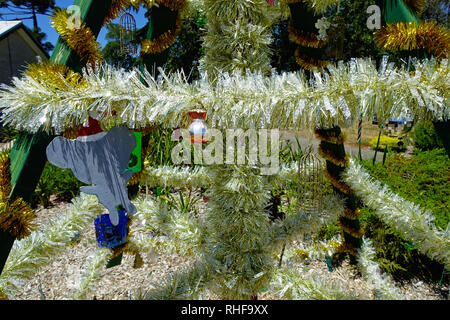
xmin=32 ymin=4 xmax=38 ymax=31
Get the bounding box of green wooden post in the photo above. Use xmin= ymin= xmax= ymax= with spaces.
xmin=0 ymin=0 xmax=114 ymax=276
xmin=373 ymin=128 xmax=382 ymax=165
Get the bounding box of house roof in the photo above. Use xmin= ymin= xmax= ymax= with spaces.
xmin=0 ymin=20 xmax=50 ymax=59
xmin=0 ymin=20 xmax=22 ymax=37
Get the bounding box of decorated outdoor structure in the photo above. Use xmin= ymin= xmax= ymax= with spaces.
xmin=0 ymin=0 xmax=448 ymax=300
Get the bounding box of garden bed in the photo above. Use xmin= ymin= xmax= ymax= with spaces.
xmin=12 ymin=199 xmax=446 ymax=300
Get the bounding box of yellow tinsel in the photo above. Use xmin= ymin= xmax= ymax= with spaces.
xmin=104 ymin=0 xmax=156 ymax=25
xmin=156 ymin=0 xmax=187 ymax=11
xmin=314 ymin=129 xmax=346 ymax=144
xmin=289 ymin=20 xmax=326 ymax=48
xmin=324 ymin=169 xmax=354 ymax=195
xmin=403 ymin=0 xmax=427 ymax=14
xmin=374 ymin=21 xmax=450 ymax=59
xmin=104 ymin=0 xmax=133 ymax=25
xmin=337 ymin=241 xmax=358 ymax=256
xmin=337 ymin=220 xmax=364 ymax=238
xmin=342 ymin=208 xmax=361 ymax=220
xmin=51 ymin=9 xmax=103 ymax=65
xmin=0 ymin=153 xmax=11 ymax=197
xmin=318 ymin=144 xmax=349 ymax=167
xmin=25 ymin=63 xmax=86 ymax=90
xmin=128 ymin=170 xmax=144 ymax=186
xmin=294 ymin=47 xmax=330 ymax=71
xmin=141 ymin=14 xmax=182 ymax=55
xmin=62 ymin=125 xmax=82 ymax=140
xmin=295 ymin=248 xmax=309 ymax=259
xmin=0 ymin=289 xmax=8 ymax=300
xmin=108 ymin=214 xmax=143 ymax=268
xmin=0 ymin=152 xmax=36 ymax=240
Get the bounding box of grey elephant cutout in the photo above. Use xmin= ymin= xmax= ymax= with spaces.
xmin=46 ymin=126 xmax=137 ymax=226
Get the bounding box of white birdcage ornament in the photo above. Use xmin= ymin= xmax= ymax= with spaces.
xmin=298 ymin=145 xmax=324 ymax=214
xmin=120 ymin=11 xmax=137 ymax=56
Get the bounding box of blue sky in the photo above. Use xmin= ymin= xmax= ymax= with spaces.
xmin=0 ymin=0 xmax=149 ymax=54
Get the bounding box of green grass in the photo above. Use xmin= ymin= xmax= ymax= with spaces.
xmin=361 ymin=148 xmax=449 ymax=230
xmin=318 ymin=149 xmax=449 ymax=283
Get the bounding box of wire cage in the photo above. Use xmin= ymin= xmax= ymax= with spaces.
xmin=298 ymin=146 xmax=324 ymax=214
xmin=120 ymin=11 xmax=137 ymax=56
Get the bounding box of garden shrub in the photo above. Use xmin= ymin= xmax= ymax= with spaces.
xmin=33 ymin=162 xmax=85 ymax=208
xmin=359 ymin=207 xmax=446 ymax=282
xmin=411 ymin=121 xmax=444 ymax=151
xmin=369 ymin=135 xmax=405 ymax=151
xmin=356 ymin=149 xmax=449 ymax=282
xmin=362 ymin=148 xmax=449 ymax=229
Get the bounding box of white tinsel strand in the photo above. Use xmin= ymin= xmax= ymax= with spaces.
xmin=133 ymin=196 xmax=204 ymax=256
xmin=138 ymin=259 xmax=213 ymax=300
xmin=0 ymin=193 xmax=103 ymax=298
xmin=344 ymin=159 xmax=450 ymax=270
xmin=270 ymin=266 xmax=361 ymax=300
xmin=200 ymin=0 xmax=278 ymax=80
xmin=203 ymin=165 xmax=273 ymax=299
xmin=357 ymin=237 xmax=405 ymax=300
xmin=0 ymin=59 xmax=447 ymax=133
xmin=140 ymin=162 xmax=306 ymax=189
xmin=274 ymin=194 xmax=344 ymax=245
xmin=185 ymin=0 xmax=290 ymax=20
xmin=70 ymin=247 xmax=111 ymax=300
xmin=140 ymin=165 xmax=211 ymax=188
xmin=281 ymin=235 xmax=342 ymax=264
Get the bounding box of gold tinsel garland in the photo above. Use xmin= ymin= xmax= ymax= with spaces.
xmin=294 ymin=47 xmax=330 ymax=71
xmin=342 ymin=208 xmax=361 ymax=220
xmin=25 ymin=63 xmax=87 ymax=90
xmin=403 ymin=0 xmax=427 ymax=14
xmin=0 ymin=289 xmax=8 ymax=300
xmin=374 ymin=21 xmax=450 ymax=59
xmin=141 ymin=14 xmax=183 ymax=55
xmin=109 ymin=214 xmax=143 ymax=268
xmin=156 ymin=0 xmax=187 ymax=11
xmin=315 ymin=127 xmax=363 ymax=255
xmin=324 ymin=170 xmax=354 ymax=195
xmin=337 ymin=241 xmax=358 ymax=256
xmin=289 ymin=20 xmax=326 ymax=48
xmin=0 ymin=152 xmax=36 ymax=240
xmin=51 ymin=9 xmax=103 ymax=65
xmin=314 ymin=129 xmax=346 ymax=145
xmin=318 ymin=143 xmax=349 ymax=167
xmin=104 ymin=0 xmax=156 ymax=25
xmin=337 ymin=220 xmax=364 ymax=238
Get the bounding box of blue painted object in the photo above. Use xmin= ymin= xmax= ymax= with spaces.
xmin=94 ymin=210 xmax=128 ymax=248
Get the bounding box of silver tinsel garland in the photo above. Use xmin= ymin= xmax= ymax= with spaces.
xmin=0 ymin=59 xmax=447 ymax=134
xmin=344 ymin=158 xmax=450 ymax=270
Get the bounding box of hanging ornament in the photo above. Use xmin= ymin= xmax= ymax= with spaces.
xmin=120 ymin=10 xmax=137 ymax=56
xmin=188 ymin=108 xmax=208 ymax=144
xmin=266 ymin=0 xmax=279 ymax=6
xmin=298 ymin=145 xmax=324 ymax=214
